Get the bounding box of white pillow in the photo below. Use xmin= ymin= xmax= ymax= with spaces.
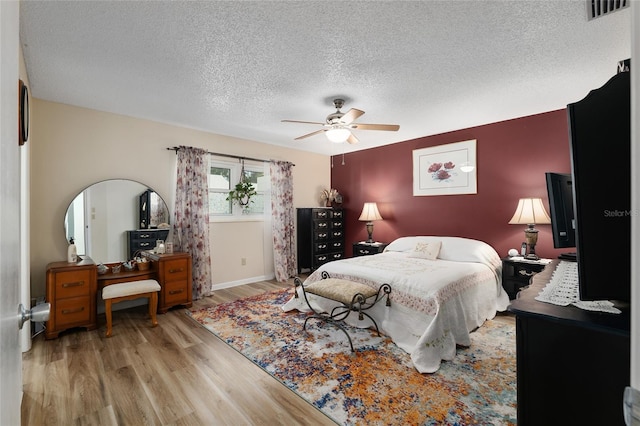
xmin=409 ymin=241 xmax=441 ymax=260
xmin=384 ymin=236 xmax=500 ymax=266
xmin=384 ymin=236 xmax=441 ymax=253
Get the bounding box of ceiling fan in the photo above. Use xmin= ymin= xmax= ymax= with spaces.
xmin=282 ymin=98 xmax=400 ymax=144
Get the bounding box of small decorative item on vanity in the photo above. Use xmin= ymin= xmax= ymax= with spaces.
xmin=97 ymin=263 xmax=108 ymax=275
xmin=67 ymin=238 xmax=77 ymax=263
xmin=165 ymin=241 xmax=174 ymax=254
xmin=156 ymin=239 xmax=166 ymax=254
xmin=136 ymin=258 xmax=150 ymax=271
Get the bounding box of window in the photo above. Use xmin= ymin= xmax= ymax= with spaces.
xmin=208 ymin=158 xmax=268 ymax=220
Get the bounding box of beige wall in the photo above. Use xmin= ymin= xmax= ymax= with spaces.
xmin=30 ymin=99 xmax=329 ymax=297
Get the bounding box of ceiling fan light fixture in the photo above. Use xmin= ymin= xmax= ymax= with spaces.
xmin=326 ymin=127 xmax=351 ymax=143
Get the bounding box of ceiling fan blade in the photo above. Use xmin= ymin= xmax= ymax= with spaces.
xmin=351 ymin=123 xmax=400 ymax=131
xmin=346 ymin=133 xmax=359 ymax=144
xmin=282 ymin=119 xmax=325 ymax=125
xmin=340 ymin=108 xmax=365 ymax=125
xmin=294 ymin=129 xmax=326 ymax=140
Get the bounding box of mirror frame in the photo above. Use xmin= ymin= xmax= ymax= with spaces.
xmin=64 ymin=179 xmax=170 ymax=262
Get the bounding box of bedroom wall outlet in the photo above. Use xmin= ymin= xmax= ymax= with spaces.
xmin=241 ymin=258 xmax=246 ymax=266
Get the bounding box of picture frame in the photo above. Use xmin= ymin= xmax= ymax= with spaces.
xmin=412 ymin=139 xmax=477 ymax=196
xmin=18 ymin=79 xmax=29 ymax=146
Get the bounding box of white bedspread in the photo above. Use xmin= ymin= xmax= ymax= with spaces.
xmin=282 ymin=236 xmax=510 ymax=373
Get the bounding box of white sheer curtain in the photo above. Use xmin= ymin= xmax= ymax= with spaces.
xmin=173 ymin=146 xmax=213 ymax=299
xmin=270 ymin=160 xmax=296 ymax=281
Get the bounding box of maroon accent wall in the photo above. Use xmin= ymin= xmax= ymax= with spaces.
xmin=331 ymin=109 xmax=572 ymax=260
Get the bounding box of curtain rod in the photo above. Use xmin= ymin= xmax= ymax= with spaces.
xmin=166 ymin=146 xmax=294 ymax=166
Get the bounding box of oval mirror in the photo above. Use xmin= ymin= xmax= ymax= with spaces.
xmin=64 ymin=179 xmax=170 ymax=263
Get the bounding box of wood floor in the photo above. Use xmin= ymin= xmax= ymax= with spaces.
xmin=21 ymin=277 xmax=337 ymax=426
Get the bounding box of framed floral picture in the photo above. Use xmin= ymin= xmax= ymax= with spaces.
xmin=412 ymin=139 xmax=477 ymax=196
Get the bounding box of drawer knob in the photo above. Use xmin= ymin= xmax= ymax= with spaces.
xmin=62 ymin=281 xmax=84 ymax=288
xmin=518 ymin=270 xmax=534 ymax=277
xmin=169 ymin=268 xmax=184 ymax=273
xmin=169 ymin=289 xmax=184 ymax=295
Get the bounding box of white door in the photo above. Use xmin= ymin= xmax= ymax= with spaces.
xmin=0 ymin=1 xmax=24 ymax=425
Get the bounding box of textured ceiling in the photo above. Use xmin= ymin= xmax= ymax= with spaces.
xmin=19 ymin=1 xmax=631 ymax=156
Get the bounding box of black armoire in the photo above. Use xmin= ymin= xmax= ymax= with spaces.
xmin=568 ymin=68 xmax=631 ymax=302
xmin=510 ymin=66 xmax=631 ymax=426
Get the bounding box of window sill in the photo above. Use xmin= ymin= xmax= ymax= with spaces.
xmin=209 ymin=215 xmax=265 ymax=223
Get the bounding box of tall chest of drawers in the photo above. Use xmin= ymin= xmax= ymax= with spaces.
xmin=45 ymin=259 xmax=97 ymax=339
xmin=297 ymin=208 xmax=345 ymax=273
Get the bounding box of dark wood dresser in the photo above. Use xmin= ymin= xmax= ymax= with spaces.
xmin=508 ymin=260 xmax=630 ymax=425
xmin=296 ymin=208 xmax=345 ymax=273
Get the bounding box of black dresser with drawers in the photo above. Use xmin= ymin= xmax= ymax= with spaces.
xmin=296 ymin=208 xmax=345 ymax=273
xmin=126 ymin=229 xmax=170 ymax=259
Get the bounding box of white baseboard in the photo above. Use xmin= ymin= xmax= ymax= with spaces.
xmin=211 ymin=273 xmax=275 ymax=291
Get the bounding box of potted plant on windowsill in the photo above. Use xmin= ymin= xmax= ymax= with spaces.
xmin=227 ymin=180 xmax=257 ymax=210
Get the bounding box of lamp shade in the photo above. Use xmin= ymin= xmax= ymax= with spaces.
xmin=359 ymin=202 xmax=383 ymax=221
xmin=508 ymin=198 xmax=551 ymax=225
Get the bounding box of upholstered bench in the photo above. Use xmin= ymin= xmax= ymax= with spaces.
xmin=293 ymin=272 xmax=391 ymax=351
xmin=102 ymin=279 xmax=161 ymax=337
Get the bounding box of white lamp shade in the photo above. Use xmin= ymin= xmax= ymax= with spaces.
xmin=508 ymin=198 xmax=551 ymax=225
xmin=359 ymin=202 xmax=383 ymax=221
xmin=326 ymin=127 xmax=351 ymax=143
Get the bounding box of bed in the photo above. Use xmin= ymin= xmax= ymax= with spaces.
xmin=282 ymin=236 xmax=510 ymax=373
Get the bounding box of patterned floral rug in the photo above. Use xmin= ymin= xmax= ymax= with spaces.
xmin=188 ymin=288 xmax=516 ymax=426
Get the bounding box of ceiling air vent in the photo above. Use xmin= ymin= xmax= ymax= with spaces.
xmin=587 ymin=0 xmax=629 ymax=20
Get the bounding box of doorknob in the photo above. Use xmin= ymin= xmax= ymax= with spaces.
xmin=18 ymin=303 xmax=50 ymax=330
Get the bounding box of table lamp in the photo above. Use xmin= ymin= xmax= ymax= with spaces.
xmin=508 ymin=198 xmax=551 ymax=260
xmin=359 ymin=202 xmax=383 ymax=243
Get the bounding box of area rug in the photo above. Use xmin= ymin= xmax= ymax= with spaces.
xmin=187 ymin=288 xmax=516 ymax=425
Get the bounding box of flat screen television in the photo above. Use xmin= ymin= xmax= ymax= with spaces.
xmin=545 ymin=172 xmax=576 ymax=261
xmin=567 ymin=70 xmax=630 ymax=303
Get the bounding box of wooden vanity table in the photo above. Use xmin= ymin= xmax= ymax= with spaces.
xmin=46 ymin=252 xmax=193 ymax=339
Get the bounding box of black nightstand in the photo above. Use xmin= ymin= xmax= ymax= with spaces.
xmin=353 ymin=242 xmax=388 ymax=257
xmin=502 ymin=257 xmax=547 ymax=299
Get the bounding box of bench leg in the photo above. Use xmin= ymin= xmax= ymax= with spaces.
xmin=105 ymin=299 xmax=113 ymax=338
xmin=149 ymin=292 xmax=158 ymax=328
